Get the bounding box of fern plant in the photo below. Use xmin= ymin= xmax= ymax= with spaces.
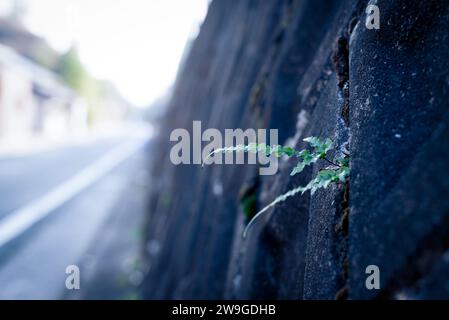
xmin=202 ymin=137 xmax=350 ymax=237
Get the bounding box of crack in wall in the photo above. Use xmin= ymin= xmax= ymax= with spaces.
xmin=330 ymin=3 xmax=365 ymax=298
xmin=331 ymin=32 xmax=351 ymax=299
xmin=334 ymin=181 xmax=350 ymax=300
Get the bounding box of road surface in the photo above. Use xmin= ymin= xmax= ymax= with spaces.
xmin=0 ymin=131 xmax=152 ymax=299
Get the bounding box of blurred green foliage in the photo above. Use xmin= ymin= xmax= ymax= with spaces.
xmin=57 ymin=47 xmax=85 ymax=91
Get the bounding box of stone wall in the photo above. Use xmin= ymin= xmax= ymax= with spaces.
xmin=142 ymin=0 xmax=449 ymax=299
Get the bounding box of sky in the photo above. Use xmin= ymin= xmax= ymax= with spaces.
xmin=16 ymin=0 xmax=209 ymax=107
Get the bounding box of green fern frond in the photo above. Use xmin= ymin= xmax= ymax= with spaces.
xmin=243 ymin=185 xmax=306 ymax=237
xmin=202 ymin=143 xmax=301 ymax=166
xmin=243 ymin=163 xmax=350 ymax=238
xmin=200 ymin=136 xmax=350 ymax=238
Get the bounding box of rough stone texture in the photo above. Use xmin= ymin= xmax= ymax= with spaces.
xmin=142 ymin=0 xmax=449 ymax=299
xmin=349 ymin=0 xmax=449 ymax=299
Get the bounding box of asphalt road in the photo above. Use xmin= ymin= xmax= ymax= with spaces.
xmin=0 ymin=133 xmax=152 ymax=299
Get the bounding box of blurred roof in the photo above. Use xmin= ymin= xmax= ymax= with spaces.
xmin=0 ymin=17 xmax=59 ymax=70
xmin=0 ymin=43 xmax=75 ymax=101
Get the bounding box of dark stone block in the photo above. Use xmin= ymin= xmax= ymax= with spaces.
xmin=349 ymin=111 xmax=449 ymax=298
xmin=349 ymin=1 xmax=449 ymax=298
xmin=301 ymin=73 xmax=350 ymax=299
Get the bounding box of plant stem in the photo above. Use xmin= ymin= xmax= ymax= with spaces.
xmin=323 ymin=157 xmax=341 ymax=167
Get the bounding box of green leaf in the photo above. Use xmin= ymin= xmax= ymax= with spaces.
xmin=301 ymin=169 xmax=340 ymax=195
xmin=337 ymin=156 xmax=349 ymax=167
xmin=290 ymin=162 xmax=306 ymax=176
xmin=289 ymin=150 xmax=319 ymax=176
xmin=303 ymin=136 xmax=334 ymax=159
xmin=303 ymin=136 xmax=321 ymax=147
xmin=279 ymin=146 xmax=295 ymax=157
xmin=337 ymin=165 xmax=350 ymax=182
xmin=298 ymin=149 xmax=314 ymax=164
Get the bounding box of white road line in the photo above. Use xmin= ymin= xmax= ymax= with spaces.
xmin=0 ymin=139 xmax=148 ymax=248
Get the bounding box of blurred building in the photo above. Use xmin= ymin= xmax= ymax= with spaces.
xmin=0 ymin=2 xmax=60 ymax=71
xmin=0 ymin=43 xmax=87 ymax=140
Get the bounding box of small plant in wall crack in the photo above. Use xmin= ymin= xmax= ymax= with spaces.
xmin=202 ymin=137 xmax=350 ymax=237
